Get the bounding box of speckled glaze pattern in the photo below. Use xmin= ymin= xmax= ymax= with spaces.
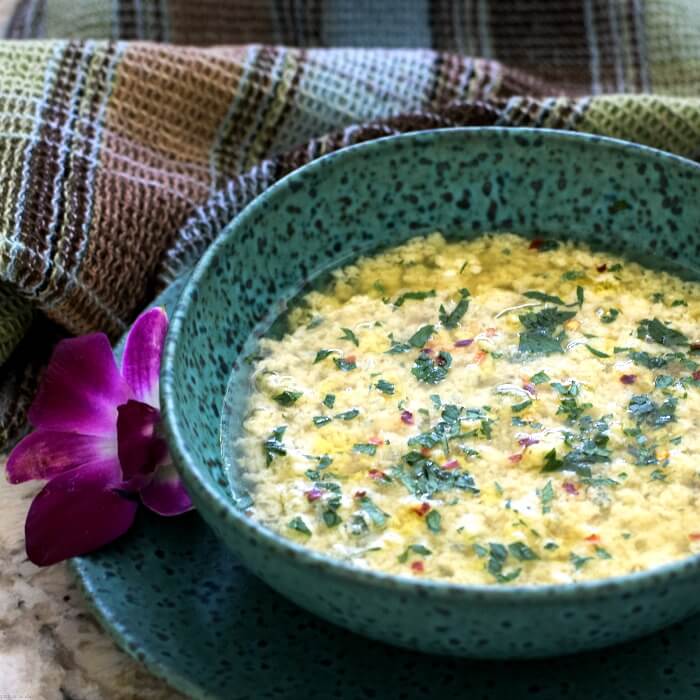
xmin=161 ymin=128 xmax=700 ymax=660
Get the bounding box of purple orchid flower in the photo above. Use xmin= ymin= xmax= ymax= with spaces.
xmin=6 ymin=307 xmax=192 ymax=566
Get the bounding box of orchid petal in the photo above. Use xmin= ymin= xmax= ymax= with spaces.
xmin=28 ymin=334 xmax=130 ymax=435
xmin=116 ymin=400 xmax=167 ymax=487
xmin=6 ymin=430 xmax=115 ymax=484
xmin=121 ymin=307 xmax=168 ymax=408
xmin=25 ymin=458 xmax=137 ymax=566
xmin=140 ymin=462 xmax=193 ymax=516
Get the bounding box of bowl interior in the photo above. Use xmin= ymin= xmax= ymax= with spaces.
xmin=163 ymin=127 xmax=700 ymax=561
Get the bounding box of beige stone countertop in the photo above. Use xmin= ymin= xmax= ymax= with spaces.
xmin=0 ymin=460 xmax=184 ymax=699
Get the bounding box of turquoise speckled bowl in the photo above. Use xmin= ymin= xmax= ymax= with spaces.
xmin=161 ymin=128 xmax=700 ymax=659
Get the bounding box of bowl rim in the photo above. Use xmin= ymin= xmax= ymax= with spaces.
xmin=162 ymin=126 xmax=700 ymax=600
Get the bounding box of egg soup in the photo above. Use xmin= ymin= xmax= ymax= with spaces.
xmin=231 ymin=233 xmax=700 ymax=585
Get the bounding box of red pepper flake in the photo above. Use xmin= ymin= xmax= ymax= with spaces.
xmin=368 ymin=469 xmax=387 ymax=481
xmin=522 ymin=382 xmax=536 ymax=396
xmin=585 ymin=534 xmax=600 ymax=543
xmin=400 ymin=410 xmax=414 ymax=425
xmin=563 ymin=482 xmax=579 ymax=495
xmin=693 ymin=371 xmax=700 ymax=382
xmin=443 ymin=459 xmax=459 ymax=470
xmin=691 ymin=343 xmax=700 ymax=352
xmin=345 ymin=354 xmax=356 ymax=364
xmin=620 ymin=374 xmax=637 ymax=385
xmin=435 ymin=353 xmax=448 ymax=366
xmin=474 ymin=350 xmax=487 ymax=364
xmin=413 ymin=502 xmax=431 ymax=516
xmin=518 ymin=436 xmax=539 ymax=448
xmin=411 ymin=561 xmax=425 ymax=573
xmin=485 ymin=327 xmax=497 ymax=337
xmin=354 ymin=490 xmax=367 ymax=499
xmin=529 ymin=238 xmax=545 ymax=250
xmin=420 ymin=447 xmax=432 ymax=457
xmin=508 ymin=453 xmax=523 ymax=463
xmin=454 ymin=338 xmax=473 ymax=348
xmin=596 ymin=263 xmax=607 ymax=273
xmin=689 ymin=533 xmax=700 ymax=541
xmin=305 ymin=488 xmax=323 ymax=502
xmin=368 ymin=436 xmax=383 ymax=446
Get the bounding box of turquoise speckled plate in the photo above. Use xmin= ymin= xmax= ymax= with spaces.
xmin=70 ymin=279 xmax=700 ymax=700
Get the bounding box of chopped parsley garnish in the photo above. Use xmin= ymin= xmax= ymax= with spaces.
xmin=426 ymin=510 xmax=442 ymax=533
xmin=307 ymin=316 xmax=324 ymax=329
xmin=333 ymin=357 xmax=357 ymax=371
xmin=339 ymin=327 xmax=359 ymax=346
xmin=511 ymin=399 xmax=532 ymax=413
xmin=318 ymin=455 xmax=333 ymax=469
xmin=485 ymin=542 xmax=522 ymax=583
xmin=562 ymin=270 xmax=584 ymax=280
xmin=323 ymin=393 xmax=336 ymax=408
xmin=376 ymin=379 xmax=395 ymax=395
xmin=386 ymin=333 xmax=412 ymax=354
xmin=411 ymin=350 xmax=452 ymax=384
xmin=359 ymin=496 xmax=389 ymax=527
xmin=335 ymin=409 xmax=360 ymax=421
xmin=600 ymin=308 xmax=620 ymax=324
xmin=651 ymin=292 xmax=665 ymax=304
xmin=263 ymin=425 xmax=287 ymax=466
xmin=508 ymin=542 xmax=539 ymax=561
xmin=650 ymin=469 xmax=667 ymax=482
xmin=349 ymin=514 xmax=369 ymax=536
xmin=585 ymin=344 xmax=610 ymax=358
xmin=323 ymin=510 xmax=342 ymax=527
xmin=314 ymin=349 xmax=334 ymax=363
xmin=518 ymin=307 xmax=577 ymax=355
xmin=628 ymin=394 xmax=677 ymax=428
xmin=595 ymin=546 xmax=612 ymax=559
xmin=637 ymin=318 xmax=688 ymax=347
xmin=655 ymin=375 xmax=674 ymax=389
xmin=531 ymin=371 xmax=550 ymax=385
xmin=539 ymin=480 xmax=554 ymax=513
xmin=288 ymin=517 xmax=311 ymax=535
xmin=392 ymin=452 xmax=479 ymax=499
xmin=552 ymin=381 xmax=592 ymax=423
xmin=398 ymin=544 xmax=432 ymax=562
xmin=313 ymin=416 xmax=332 ymax=427
xmin=541 ymin=449 xmax=564 ymax=473
xmin=408 ymin=324 xmax=435 ymax=348
xmin=570 ymin=553 xmax=592 ymax=570
xmin=394 ymin=290 xmax=436 ymax=306
xmin=274 ymin=390 xmax=302 ymax=406
xmin=609 ymin=263 xmax=623 ymax=272
xmin=439 ymin=288 xmax=471 ymax=328
xmin=523 ymin=290 xmax=566 ymax=305
xmin=576 ymin=285 xmax=584 ymax=307
xmin=672 ymin=299 xmax=688 ymax=307
xmin=353 ymin=443 xmax=377 ymax=456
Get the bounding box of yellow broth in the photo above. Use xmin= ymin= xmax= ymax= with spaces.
xmin=232 ymin=233 xmax=700 ymax=584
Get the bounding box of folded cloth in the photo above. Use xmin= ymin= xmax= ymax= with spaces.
xmin=2 ymin=1 xmax=700 ymax=450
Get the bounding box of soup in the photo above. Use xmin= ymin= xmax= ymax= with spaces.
xmin=230 ymin=233 xmax=700 ymax=585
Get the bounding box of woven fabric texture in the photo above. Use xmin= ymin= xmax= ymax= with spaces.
xmin=2 ymin=1 xmax=700 ymax=448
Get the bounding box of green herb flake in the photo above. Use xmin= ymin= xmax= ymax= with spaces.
xmin=570 ymin=552 xmax=593 ymax=570
xmin=473 ymin=543 xmax=488 ymax=558
xmin=376 ymin=379 xmax=395 ymax=395
xmin=637 ymin=318 xmax=688 ymax=347
xmin=288 ymin=517 xmax=311 ymax=536
xmin=358 ymin=496 xmax=389 ymax=528
xmin=409 ymin=324 xmax=436 ymax=348
xmin=333 ymin=357 xmax=357 ymax=371
xmin=439 ymin=288 xmax=471 ymax=328
xmin=600 ymin=308 xmax=620 ymax=324
xmin=595 ymin=546 xmax=612 ymax=559
xmin=314 ymin=349 xmax=334 ymax=364
xmin=307 ymin=316 xmax=324 ymax=329
xmin=426 ymin=509 xmax=442 ymax=533
xmin=274 ymin=390 xmax=302 ymax=406
xmin=650 ymin=469 xmax=667 ymax=482
xmin=540 ymin=480 xmax=555 ymax=514
xmin=576 ymin=285 xmax=585 ymax=307
xmin=585 ymin=344 xmax=610 ymax=358
xmin=318 ymin=455 xmax=333 ymax=469
xmin=518 ymin=307 xmax=577 ymax=355
xmin=313 ymin=416 xmax=332 ymax=427
xmin=353 ymin=443 xmax=378 ymax=456
xmin=541 ymin=449 xmax=564 ymax=473
xmin=335 ymin=409 xmax=360 ymax=421
xmin=339 ymin=327 xmax=359 ymax=346
xmin=531 ymin=371 xmax=550 ymax=385
xmin=323 ymin=393 xmax=336 ymax=408
xmin=412 ymin=350 xmax=452 ymax=384
xmin=672 ymin=299 xmax=688 ymax=307
xmin=430 ymin=394 xmax=442 ymax=408
xmin=544 ymin=541 xmax=559 ymax=551
xmin=263 ymin=425 xmax=287 ymax=466
xmin=511 ymin=398 xmax=532 ymax=413
xmin=562 ymin=270 xmax=584 ymax=281
xmin=398 ymin=543 xmax=432 ymax=563
xmin=523 ymin=290 xmax=566 ymax=305
xmin=655 ymin=375 xmax=674 ymax=389
xmin=394 ymin=290 xmax=436 ymax=307
xmin=322 ymin=510 xmax=342 ymax=528
xmin=508 ymin=542 xmax=539 ymax=561
xmin=609 ymin=263 xmax=623 ymax=272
